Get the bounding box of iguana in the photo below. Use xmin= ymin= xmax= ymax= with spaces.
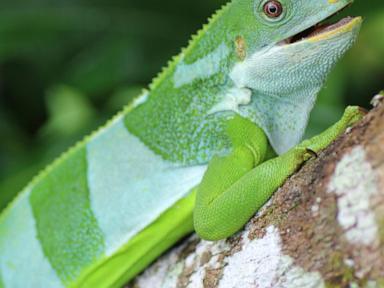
xmin=0 ymin=0 xmax=363 ymax=287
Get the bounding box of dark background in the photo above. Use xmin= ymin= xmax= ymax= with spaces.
xmin=0 ymin=0 xmax=383 ymax=210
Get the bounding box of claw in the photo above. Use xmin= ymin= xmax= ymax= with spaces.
xmin=358 ymin=106 xmax=369 ymax=115
xmin=305 ymin=148 xmax=318 ymax=158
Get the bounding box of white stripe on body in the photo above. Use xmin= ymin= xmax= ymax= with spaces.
xmin=0 ymin=191 xmax=63 ymax=288
xmin=87 ymin=117 xmax=207 ymax=256
xmin=173 ymin=42 xmax=230 ymax=88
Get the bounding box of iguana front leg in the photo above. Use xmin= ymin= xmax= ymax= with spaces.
xmin=194 ymin=106 xmax=365 ymax=241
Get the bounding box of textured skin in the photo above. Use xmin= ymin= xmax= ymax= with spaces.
xmin=194 ymin=107 xmax=365 ymax=240
xmin=30 ymin=147 xmax=105 ymax=284
xmin=0 ymin=0 xmax=362 ymax=287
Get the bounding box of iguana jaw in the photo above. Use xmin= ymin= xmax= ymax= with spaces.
xmin=229 ymin=3 xmax=362 ymax=155
xmin=306 ymin=16 xmax=362 ymax=43
xmin=280 ymin=16 xmax=362 ymax=46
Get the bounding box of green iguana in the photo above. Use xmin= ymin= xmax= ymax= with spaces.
xmin=0 ymin=0 xmax=363 ymax=287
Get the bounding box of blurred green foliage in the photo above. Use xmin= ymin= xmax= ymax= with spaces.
xmin=0 ymin=0 xmax=383 ymax=210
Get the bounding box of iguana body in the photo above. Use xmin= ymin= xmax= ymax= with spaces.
xmin=0 ymin=0 xmax=362 ymax=287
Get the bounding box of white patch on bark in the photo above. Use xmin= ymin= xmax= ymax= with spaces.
xmin=344 ymin=258 xmax=355 ymax=268
xmin=187 ymin=266 xmax=205 ymax=288
xmin=311 ymin=204 xmax=320 ymax=215
xmin=134 ymin=236 xmax=232 ymax=288
xmin=350 ymin=281 xmax=379 ymax=288
xmin=135 ymin=240 xmax=188 ymax=288
xmin=219 ymin=226 xmax=325 ymax=288
xmin=134 ymin=227 xmax=325 ymax=288
xmin=311 ymin=198 xmax=321 ymax=217
xmin=366 ymin=281 xmax=379 ymax=288
xmin=186 ymin=239 xmax=231 ymax=288
xmin=328 ymin=146 xmax=379 ymax=246
xmin=370 ymin=93 xmax=384 ymax=107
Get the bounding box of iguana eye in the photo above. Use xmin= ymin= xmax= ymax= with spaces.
xmin=263 ymin=1 xmax=283 ymax=18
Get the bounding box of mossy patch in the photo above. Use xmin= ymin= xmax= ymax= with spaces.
xmin=324 ymin=252 xmax=356 ymax=287
xmin=378 ymin=216 xmax=384 ymax=245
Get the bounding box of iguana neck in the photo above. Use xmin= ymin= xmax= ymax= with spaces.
xmin=123 ymin=3 xmax=256 ymax=165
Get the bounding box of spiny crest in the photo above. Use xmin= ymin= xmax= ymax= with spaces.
xmin=0 ymin=1 xmax=234 ymax=222
xmin=0 ymin=134 xmax=85 ymax=222
xmin=0 ymin=96 xmax=136 ymax=222
xmin=148 ymin=1 xmax=233 ymax=91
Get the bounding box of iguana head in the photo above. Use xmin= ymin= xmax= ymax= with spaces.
xmin=224 ymin=0 xmax=361 ymax=154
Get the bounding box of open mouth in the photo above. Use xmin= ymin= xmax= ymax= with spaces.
xmin=278 ymin=12 xmax=357 ymax=46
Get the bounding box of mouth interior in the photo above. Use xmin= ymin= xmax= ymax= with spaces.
xmin=280 ymin=15 xmax=354 ymax=45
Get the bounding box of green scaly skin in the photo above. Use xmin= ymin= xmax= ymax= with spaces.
xmin=194 ymin=106 xmax=365 ymax=240
xmin=0 ymin=0 xmax=363 ymax=287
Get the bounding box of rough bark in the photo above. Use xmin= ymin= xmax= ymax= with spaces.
xmin=128 ymin=94 xmax=384 ymax=288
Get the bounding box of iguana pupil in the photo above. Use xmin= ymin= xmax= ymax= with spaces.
xmin=263 ymin=1 xmax=283 ymax=18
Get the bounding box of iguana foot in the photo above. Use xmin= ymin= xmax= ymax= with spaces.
xmin=298 ymin=105 xmax=366 ymax=154
xmin=280 ymin=147 xmax=314 ymax=170
xmin=341 ymin=106 xmax=367 ymax=127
